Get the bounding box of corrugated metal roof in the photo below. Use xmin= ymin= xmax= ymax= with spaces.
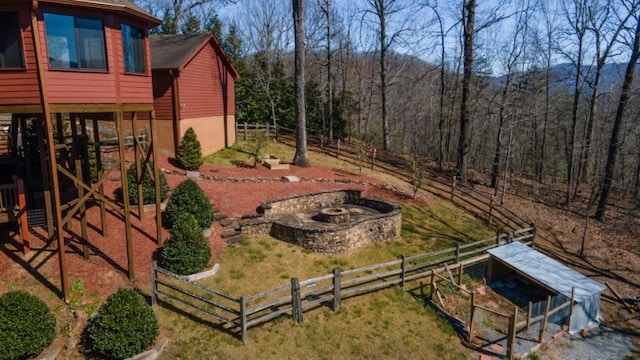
xmin=488 ymin=242 xmax=605 ymax=303
xmin=150 ymin=34 xmax=211 ymax=70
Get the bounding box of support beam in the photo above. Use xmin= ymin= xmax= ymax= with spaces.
xmin=116 ymin=111 xmax=135 ymax=280
xmin=31 ymin=0 xmax=70 ymax=302
xmin=150 ymin=110 xmax=163 ymax=245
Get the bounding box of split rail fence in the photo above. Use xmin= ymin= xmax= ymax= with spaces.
xmin=151 ymin=226 xmax=536 ymax=343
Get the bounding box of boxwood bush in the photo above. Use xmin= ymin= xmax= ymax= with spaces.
xmin=0 ymin=291 xmax=56 ymax=360
xmin=176 ymin=127 xmax=203 ymax=171
xmin=85 ymin=288 xmax=158 ymax=359
xmin=126 ymin=163 xmax=169 ymax=205
xmin=164 ymin=179 xmax=213 ymax=230
xmin=160 ymin=213 xmax=211 ymax=275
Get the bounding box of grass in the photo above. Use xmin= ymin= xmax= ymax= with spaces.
xmin=154 ymin=196 xmax=495 ymax=359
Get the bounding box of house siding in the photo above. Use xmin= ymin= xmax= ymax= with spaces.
xmin=151 ymin=70 xmax=174 ymax=120
xmin=0 ymin=5 xmax=42 ymax=106
xmin=178 ymin=43 xmax=226 ymax=119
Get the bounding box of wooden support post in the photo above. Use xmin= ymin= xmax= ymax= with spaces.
xmin=444 ymin=263 xmax=455 ymax=285
xmin=469 ymin=292 xmax=476 ymax=343
xmin=150 ymin=110 xmax=163 ymax=246
xmin=116 ymin=111 xmax=135 ymax=281
xmin=568 ymin=287 xmax=576 ymax=329
xmin=507 ymin=306 xmax=518 ymax=359
xmin=530 ymin=222 xmax=537 ymax=249
xmin=496 ymin=231 xmax=501 ymax=246
xmin=526 ymin=301 xmax=533 ymax=333
xmin=458 ymin=263 xmax=464 ymax=286
xmin=13 ymin=177 xmax=29 ymax=254
xmin=150 ymin=261 xmax=158 ymax=306
xmin=133 ymin=111 xmax=144 ymax=218
xmin=450 ymin=176 xmax=456 ymax=200
xmin=539 ymin=295 xmax=552 ymax=342
xmin=31 ymin=5 xmax=70 ymax=302
xmin=36 ymin=120 xmax=55 ymax=239
xmin=93 ymin=118 xmax=107 ymax=236
xmin=430 ymin=271 xmax=435 ymax=300
xmin=400 ymin=255 xmax=406 ymax=288
xmin=70 ymin=115 xmax=89 ymax=260
xmin=291 ymin=277 xmax=303 ymax=324
xmin=240 ymin=296 xmax=248 ymax=343
xmin=332 ymin=267 xmax=341 ymax=311
xmin=455 ymin=244 xmax=461 ymax=263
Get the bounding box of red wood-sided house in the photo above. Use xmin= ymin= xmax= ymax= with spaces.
xmin=0 ymin=0 xmax=163 ymax=302
xmin=150 ymin=34 xmax=238 ymax=156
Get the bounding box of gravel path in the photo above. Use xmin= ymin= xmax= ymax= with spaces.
xmin=536 ymin=324 xmax=639 ymax=360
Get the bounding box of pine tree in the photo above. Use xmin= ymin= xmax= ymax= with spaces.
xmin=176 ymin=127 xmax=203 ymax=171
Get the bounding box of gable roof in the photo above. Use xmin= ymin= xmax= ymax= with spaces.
xmin=40 ymin=0 xmax=160 ymax=26
xmin=150 ymin=34 xmax=239 ymax=78
xmin=488 ymin=242 xmax=605 ymax=303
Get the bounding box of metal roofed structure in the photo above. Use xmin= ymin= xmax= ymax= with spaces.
xmin=487 ymin=241 xmax=606 ymax=334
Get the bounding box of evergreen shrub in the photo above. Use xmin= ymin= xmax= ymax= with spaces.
xmin=176 ymin=127 xmax=203 ymax=171
xmin=160 ymin=213 xmax=211 ymax=275
xmin=164 ymin=179 xmax=213 ymax=230
xmin=85 ymin=288 xmax=158 ymax=359
xmin=0 ymin=291 xmax=56 ymax=360
xmin=126 ymin=163 xmax=169 ymax=205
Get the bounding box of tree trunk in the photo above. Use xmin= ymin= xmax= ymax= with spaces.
xmin=376 ymin=0 xmax=391 ymax=151
xmin=595 ymin=16 xmax=640 ymax=221
xmin=292 ymin=0 xmax=309 ymax=167
xmin=458 ymin=0 xmax=475 ymax=183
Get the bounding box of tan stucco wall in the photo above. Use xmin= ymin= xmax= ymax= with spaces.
xmin=180 ymin=115 xmax=236 ymax=156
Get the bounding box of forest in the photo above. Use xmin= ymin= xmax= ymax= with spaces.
xmin=133 ymin=0 xmax=640 ymax=222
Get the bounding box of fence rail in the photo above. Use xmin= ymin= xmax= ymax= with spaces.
xmin=152 ymin=227 xmax=535 ymax=343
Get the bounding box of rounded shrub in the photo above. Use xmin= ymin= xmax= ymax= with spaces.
xmin=0 ymin=291 xmax=56 ymax=360
xmin=160 ymin=213 xmax=211 ymax=275
xmin=164 ymin=179 xmax=213 ymax=230
xmin=85 ymin=288 xmax=158 ymax=359
xmin=126 ymin=163 xmax=169 ymax=205
xmin=176 ymin=127 xmax=203 ymax=171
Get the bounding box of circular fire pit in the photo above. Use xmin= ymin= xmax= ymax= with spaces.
xmin=318 ymin=207 xmax=351 ymax=223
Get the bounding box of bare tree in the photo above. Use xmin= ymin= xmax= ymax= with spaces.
xmin=596 ymin=3 xmax=640 ymax=220
xmin=292 ymin=0 xmax=310 ymax=166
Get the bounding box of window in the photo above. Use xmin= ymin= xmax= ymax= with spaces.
xmin=121 ymin=24 xmax=145 ymax=74
xmin=0 ymin=12 xmax=25 ymax=68
xmin=44 ymin=13 xmax=107 ymax=70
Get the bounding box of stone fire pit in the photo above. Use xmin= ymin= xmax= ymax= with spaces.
xmin=240 ymin=189 xmax=401 ymax=254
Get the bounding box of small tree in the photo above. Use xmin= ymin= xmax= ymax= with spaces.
xmin=85 ymin=288 xmax=159 ymax=359
xmin=245 ymin=130 xmax=269 ymax=167
xmin=176 ymin=127 xmax=203 ymax=171
xmin=160 ymin=213 xmax=211 ymax=275
xmin=164 ymin=179 xmax=213 ymax=230
xmin=0 ymin=291 xmax=56 ymax=360
xmin=126 ymin=163 xmax=169 ymax=205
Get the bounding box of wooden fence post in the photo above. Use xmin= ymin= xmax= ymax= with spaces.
xmin=336 ymin=139 xmax=340 ymax=159
xmin=429 ymin=271 xmax=435 ymax=300
xmin=450 ymin=176 xmax=456 ymax=200
xmin=530 ymin=222 xmax=537 ymax=248
xmin=488 ymin=195 xmax=495 ymax=225
xmin=455 ymin=244 xmax=461 ymax=263
xmin=150 ymin=261 xmax=157 ymax=306
xmin=240 ymin=296 xmax=247 ymax=343
xmin=400 ymin=255 xmax=406 ymax=288
xmin=469 ymin=292 xmax=476 ymax=343
xmin=332 ymin=268 xmax=341 ymax=311
xmin=458 ymin=263 xmax=464 ymax=286
xmin=507 ymin=306 xmax=518 ymax=359
xmin=371 ymin=148 xmax=376 ymax=169
xmin=291 ymin=278 xmax=303 ymax=324
xmin=539 ymin=295 xmax=552 ymax=342
xmin=496 ymin=231 xmax=501 ymax=246
xmin=568 ymin=287 xmax=576 ymax=330
xmin=243 ymin=122 xmax=248 ymax=140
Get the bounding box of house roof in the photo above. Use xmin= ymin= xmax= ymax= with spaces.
xmin=39 ymin=0 xmax=161 ymax=26
xmin=150 ymin=34 xmax=239 ymax=78
xmin=487 ymin=242 xmax=605 ymax=303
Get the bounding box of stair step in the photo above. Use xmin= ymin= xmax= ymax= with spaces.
xmin=225 ymin=234 xmax=244 ymax=245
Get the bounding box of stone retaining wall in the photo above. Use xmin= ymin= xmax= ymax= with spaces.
xmin=240 ymin=189 xmax=401 ymax=254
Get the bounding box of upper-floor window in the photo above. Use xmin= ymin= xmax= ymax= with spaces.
xmin=0 ymin=12 xmax=25 ymax=68
xmin=121 ymin=24 xmax=145 ymax=74
xmin=44 ymin=13 xmax=107 ymax=71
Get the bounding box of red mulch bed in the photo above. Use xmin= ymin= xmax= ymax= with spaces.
xmin=0 ymin=153 xmax=426 ymax=302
